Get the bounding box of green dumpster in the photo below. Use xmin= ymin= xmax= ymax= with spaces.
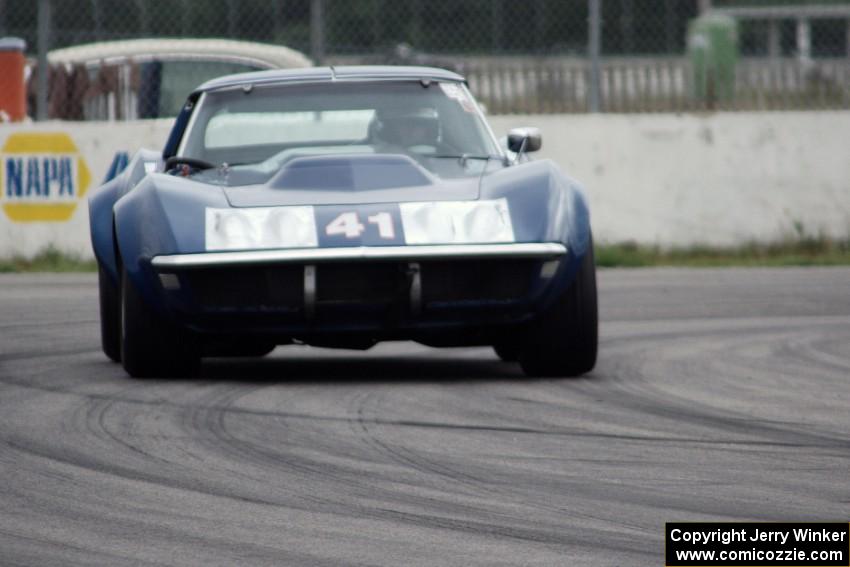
xmin=688 ymin=14 xmax=738 ymax=107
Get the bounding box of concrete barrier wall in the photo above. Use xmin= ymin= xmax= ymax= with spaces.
xmin=490 ymin=112 xmax=850 ymax=246
xmin=1 ymin=111 xmax=848 ymax=259
xmin=0 ymin=119 xmax=172 ymax=259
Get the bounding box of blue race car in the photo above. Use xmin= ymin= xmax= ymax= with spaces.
xmin=90 ymin=66 xmax=597 ymax=378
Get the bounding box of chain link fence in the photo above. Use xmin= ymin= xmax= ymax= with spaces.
xmin=1 ymin=0 xmax=849 ymax=120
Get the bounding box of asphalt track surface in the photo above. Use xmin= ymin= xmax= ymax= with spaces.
xmin=1 ymin=268 xmax=848 ymax=566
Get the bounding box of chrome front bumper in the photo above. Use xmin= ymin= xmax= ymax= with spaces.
xmin=151 ymin=243 xmax=567 ymax=269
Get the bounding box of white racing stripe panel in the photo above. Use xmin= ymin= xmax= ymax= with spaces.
xmin=205 ymin=198 xmax=516 ymax=251
xmin=205 ymin=206 xmax=318 ymax=251
xmin=399 ymin=198 xmax=515 ymax=244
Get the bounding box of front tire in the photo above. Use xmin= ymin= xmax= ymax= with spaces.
xmin=98 ymin=266 xmax=121 ymax=362
xmin=519 ymin=242 xmax=598 ymax=377
xmin=121 ymin=268 xmax=198 ymax=378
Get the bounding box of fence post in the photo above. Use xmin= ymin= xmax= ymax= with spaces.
xmin=846 ymin=18 xmax=850 ymax=59
xmin=36 ymin=0 xmax=50 ymax=122
xmin=180 ymin=0 xmax=190 ymax=36
xmin=588 ymin=0 xmax=602 ymax=112
xmin=227 ymin=0 xmax=238 ymax=37
xmin=796 ymin=18 xmax=811 ymax=64
xmin=664 ymin=0 xmax=676 ymax=53
xmin=136 ymin=0 xmax=149 ymax=34
xmin=490 ymin=0 xmax=502 ymax=52
xmin=310 ymin=0 xmax=325 ymax=65
xmin=768 ymin=19 xmax=781 ymax=59
xmin=410 ymin=0 xmax=422 ymax=48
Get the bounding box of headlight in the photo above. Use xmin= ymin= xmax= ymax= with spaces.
xmin=400 ymin=199 xmax=514 ymax=244
xmin=464 ymin=202 xmax=509 ymax=242
xmin=206 ymin=207 xmax=317 ymax=251
xmin=264 ymin=207 xmax=317 ymax=248
xmin=218 ymin=211 xmax=257 ymax=249
xmin=403 ymin=202 xmax=456 ymax=243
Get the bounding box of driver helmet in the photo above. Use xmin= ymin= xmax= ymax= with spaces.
xmin=370 ymin=107 xmax=440 ymax=148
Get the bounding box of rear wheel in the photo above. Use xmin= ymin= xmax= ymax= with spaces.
xmin=519 ymin=242 xmax=598 ymax=377
xmin=98 ymin=266 xmax=121 ymax=362
xmin=121 ymin=268 xmax=199 ymax=378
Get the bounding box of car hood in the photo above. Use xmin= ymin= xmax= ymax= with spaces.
xmin=223 ymin=154 xmax=486 ymax=207
xmin=112 ymin=157 xmax=592 ymax=275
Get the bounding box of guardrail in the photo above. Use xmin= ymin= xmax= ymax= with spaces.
xmin=462 ymin=57 xmax=850 ymax=114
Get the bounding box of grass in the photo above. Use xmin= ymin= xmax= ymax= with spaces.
xmin=1 ymin=238 xmax=850 ymax=273
xmin=596 ymin=236 xmax=850 ymax=268
xmin=0 ymin=246 xmax=97 ymax=273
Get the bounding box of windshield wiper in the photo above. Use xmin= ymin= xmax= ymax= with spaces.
xmin=222 ymin=161 xmax=259 ymax=167
xmin=429 ymin=154 xmax=501 ymax=166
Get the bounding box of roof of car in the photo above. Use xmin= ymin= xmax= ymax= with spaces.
xmin=197 ymin=65 xmax=466 ymax=92
xmin=48 ymin=38 xmax=312 ymax=69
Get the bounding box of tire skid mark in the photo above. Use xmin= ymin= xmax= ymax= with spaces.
xmin=184 ymin=383 xmax=337 ymax=509
xmin=201 ymin=386 xmax=553 ymax=532
xmin=92 ymin=394 xmax=182 ymax=469
xmin=0 ymin=347 xmax=98 ymax=363
xmin=585 ymin=322 xmax=850 ymax=450
xmin=193 ymin=384 xmax=392 ymax=510
xmin=775 ymin=333 xmax=850 ymax=376
xmin=349 ymin=390 xmax=485 ymax=496
xmin=0 ymin=527 xmax=167 ymax=567
xmin=349 ymin=387 xmax=655 ymax=538
xmin=2 ymin=436 xmax=290 ymax=510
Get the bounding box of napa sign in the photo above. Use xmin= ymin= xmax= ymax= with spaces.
xmin=1 ymin=132 xmax=92 ymax=222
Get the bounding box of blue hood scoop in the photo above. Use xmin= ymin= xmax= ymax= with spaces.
xmin=269 ymin=154 xmax=433 ymax=191
xmin=225 ymin=153 xmax=482 ymax=207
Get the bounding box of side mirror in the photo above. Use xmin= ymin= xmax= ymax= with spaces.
xmin=507 ymin=127 xmax=542 ymax=154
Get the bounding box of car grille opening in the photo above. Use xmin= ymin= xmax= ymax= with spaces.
xmin=173 ymin=259 xmax=538 ymax=313
xmin=316 ymin=263 xmax=408 ymax=305
xmin=182 ymin=265 xmax=303 ymax=311
xmin=421 ymin=259 xmax=535 ymax=305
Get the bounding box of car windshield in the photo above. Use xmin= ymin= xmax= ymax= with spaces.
xmin=178 ymin=80 xmax=502 ymax=184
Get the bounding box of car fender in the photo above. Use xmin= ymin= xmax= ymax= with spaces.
xmin=89 ymin=148 xmax=162 ymax=283
xmin=113 ymin=173 xmax=229 ymax=310
xmin=480 ymin=158 xmax=592 ymax=305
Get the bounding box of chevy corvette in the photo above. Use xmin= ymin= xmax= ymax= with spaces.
xmin=89 ymin=66 xmax=597 ymax=378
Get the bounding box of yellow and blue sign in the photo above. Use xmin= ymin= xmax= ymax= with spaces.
xmin=0 ymin=132 xmax=91 ymax=222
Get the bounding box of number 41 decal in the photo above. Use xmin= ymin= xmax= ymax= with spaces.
xmin=325 ymin=211 xmax=395 ymax=239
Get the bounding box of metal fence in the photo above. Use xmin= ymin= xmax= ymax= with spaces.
xmin=1 ymin=0 xmax=849 ymax=120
